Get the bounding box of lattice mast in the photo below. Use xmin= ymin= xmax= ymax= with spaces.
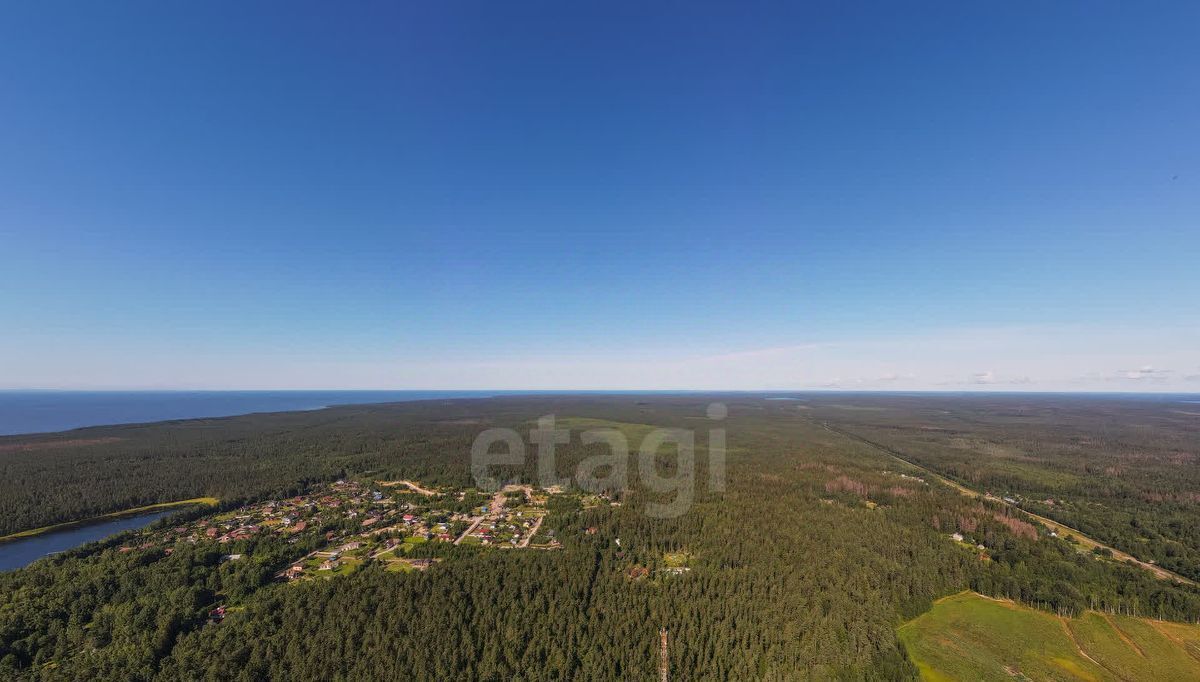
xmin=659 ymin=627 xmax=669 ymax=682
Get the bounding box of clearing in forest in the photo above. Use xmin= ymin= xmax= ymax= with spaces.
xmin=898 ymin=591 xmax=1200 ymax=681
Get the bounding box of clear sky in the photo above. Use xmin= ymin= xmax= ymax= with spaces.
xmin=1 ymin=2 xmax=1198 ymax=391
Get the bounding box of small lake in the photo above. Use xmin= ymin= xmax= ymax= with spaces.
xmin=0 ymin=510 xmax=176 ymax=572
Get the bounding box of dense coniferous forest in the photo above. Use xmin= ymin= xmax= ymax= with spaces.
xmin=2 ymin=395 xmax=1199 ymax=680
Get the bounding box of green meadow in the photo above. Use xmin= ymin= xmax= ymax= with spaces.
xmin=899 ymin=592 xmax=1200 ymax=681
xmin=553 ymin=417 xmax=662 ymax=444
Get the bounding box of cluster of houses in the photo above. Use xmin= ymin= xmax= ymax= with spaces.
xmin=269 ymin=482 xmax=560 ymax=582
xmin=118 ymin=480 xmax=415 ymax=558
xmin=461 ymin=508 xmax=548 ymax=547
xmin=458 ymin=485 xmax=555 ymax=549
xmin=115 ymin=478 xmax=568 ymax=586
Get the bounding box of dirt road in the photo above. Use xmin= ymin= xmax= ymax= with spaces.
xmin=518 ymin=514 xmax=545 ymax=548
xmin=453 ymin=516 xmax=485 ymax=545
xmin=378 ymin=480 xmax=438 ymax=496
xmin=818 ymin=421 xmax=1196 ymax=586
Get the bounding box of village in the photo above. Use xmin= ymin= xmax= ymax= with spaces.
xmin=118 ymin=478 xmax=563 ymax=583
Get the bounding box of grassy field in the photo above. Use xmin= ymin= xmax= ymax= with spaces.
xmin=554 ymin=416 xmax=662 ymax=444
xmin=899 ymin=592 xmax=1200 ymax=681
xmin=663 ymin=551 xmax=692 ymax=568
xmin=0 ymin=497 xmax=219 ymax=543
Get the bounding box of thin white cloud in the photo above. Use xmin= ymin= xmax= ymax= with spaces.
xmin=3 ymin=324 xmax=1198 ymax=391
xmin=1119 ymin=365 xmax=1172 ymax=380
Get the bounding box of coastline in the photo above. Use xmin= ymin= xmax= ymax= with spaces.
xmin=0 ymin=497 xmax=219 ymax=544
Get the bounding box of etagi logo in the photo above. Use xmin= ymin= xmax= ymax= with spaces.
xmin=471 ymin=403 xmax=727 ymax=518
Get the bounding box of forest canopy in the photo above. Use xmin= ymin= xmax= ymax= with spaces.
xmin=2 ymin=394 xmax=1198 ymax=680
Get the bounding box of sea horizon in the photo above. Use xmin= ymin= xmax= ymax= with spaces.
xmin=2 ymin=388 xmax=1197 ymax=438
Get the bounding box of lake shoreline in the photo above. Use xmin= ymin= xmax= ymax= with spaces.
xmin=0 ymin=497 xmax=219 ymax=545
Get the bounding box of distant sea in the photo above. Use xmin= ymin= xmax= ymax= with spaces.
xmin=2 ymin=390 xmax=1196 ymax=437
xmin=0 ymin=390 xmax=508 ymax=436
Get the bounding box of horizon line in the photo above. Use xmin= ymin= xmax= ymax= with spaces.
xmin=2 ymin=388 xmax=1198 ymax=395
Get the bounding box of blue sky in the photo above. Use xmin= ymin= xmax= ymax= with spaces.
xmin=1 ymin=2 xmax=1198 ymax=390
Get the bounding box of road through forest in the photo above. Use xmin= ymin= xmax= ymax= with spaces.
xmin=816 ymin=421 xmax=1196 ymax=586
